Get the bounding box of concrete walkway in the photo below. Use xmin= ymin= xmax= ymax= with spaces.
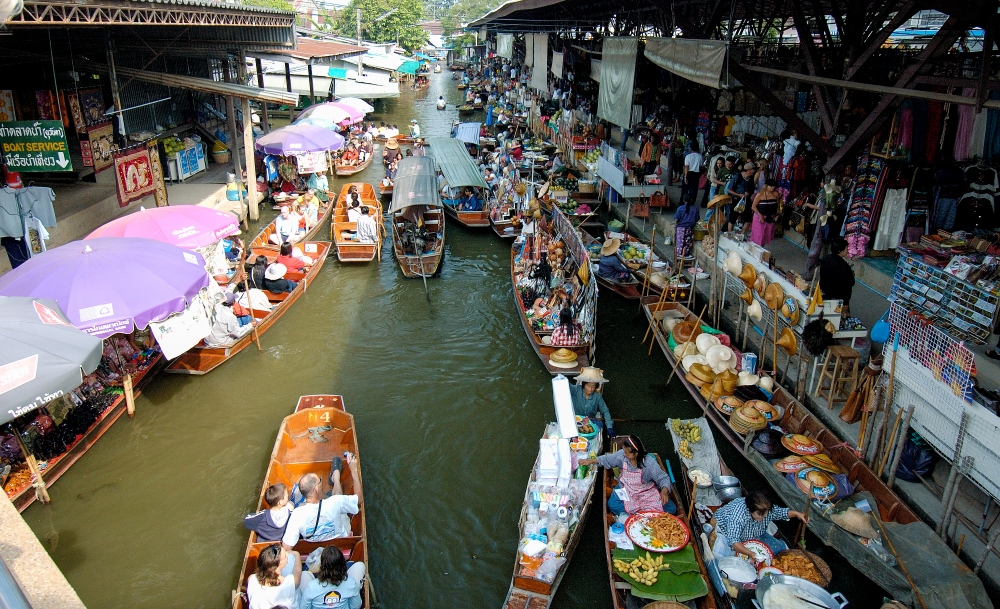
xmin=605 ymin=188 xmax=1000 ymax=600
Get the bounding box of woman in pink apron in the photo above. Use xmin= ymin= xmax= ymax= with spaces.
xmin=580 ymin=436 xmax=676 ymax=515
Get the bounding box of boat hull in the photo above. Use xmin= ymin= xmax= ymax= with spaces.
xmin=336 ymin=154 xmax=373 ymax=176
xmin=391 ymin=207 xmax=445 ymax=278
xmin=250 ymin=191 xmax=336 ymax=251
xmin=443 ymin=204 xmax=490 ymax=228
xmin=332 ymin=183 xmax=383 ymax=263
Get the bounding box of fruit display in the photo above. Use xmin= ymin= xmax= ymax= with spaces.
xmin=671 ymin=420 xmax=702 ymax=459
xmin=620 ymin=244 xmax=649 ymax=261
xmin=553 ymin=176 xmax=578 ymax=191
xmin=580 ymin=149 xmax=600 ymax=164
xmin=614 ymin=552 xmax=670 ymax=586
xmin=161 ymin=136 xmax=186 ymax=155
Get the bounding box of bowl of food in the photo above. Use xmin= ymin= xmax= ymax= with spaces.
xmin=688 ymin=467 xmax=714 ymax=488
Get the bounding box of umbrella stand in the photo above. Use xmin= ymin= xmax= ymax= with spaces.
xmin=111 ymin=341 xmax=137 ymax=417
xmin=15 ymin=434 xmax=49 ymax=504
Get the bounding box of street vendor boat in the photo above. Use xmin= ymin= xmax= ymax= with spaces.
xmin=511 ymin=205 xmax=597 ymax=375
xmin=165 ymin=242 xmax=330 ymax=375
xmin=433 ymin=64 xmax=442 ymax=73
xmin=428 ymin=137 xmax=490 ymax=229
xmin=642 ymin=298 xmax=992 ymax=609
xmin=489 ymin=198 xmax=521 ymax=239
xmin=458 ymin=104 xmax=475 ymax=117
xmin=602 ymin=435 xmax=715 ymax=609
xmin=503 ymin=376 xmax=601 ymax=609
xmin=250 ymin=193 xmax=336 ymax=251
xmin=335 ymin=153 xmax=373 ymax=176
xmin=331 ymin=182 xmax=383 ymax=263
xmin=6 ymin=352 xmax=165 ymax=512
xmin=389 ymin=156 xmax=446 ymax=278
xmin=231 ymin=395 xmax=369 ymax=609
xmin=579 ymin=231 xmax=643 ymax=299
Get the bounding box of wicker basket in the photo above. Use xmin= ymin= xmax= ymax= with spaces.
xmin=211 ymin=149 xmax=231 ymax=164
xmin=578 ymin=180 xmax=596 ymax=193
xmin=642 ymin=602 xmax=688 ymax=609
xmin=773 ymin=548 xmax=833 ymax=587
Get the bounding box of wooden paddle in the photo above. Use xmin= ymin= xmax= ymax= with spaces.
xmin=642 ymin=274 xmax=673 ymax=346
xmin=665 ymin=305 xmax=708 ymax=386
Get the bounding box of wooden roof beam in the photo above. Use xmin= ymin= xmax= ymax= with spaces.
xmin=791 ymin=0 xmax=834 ymax=135
xmin=844 ymin=0 xmax=920 ymax=79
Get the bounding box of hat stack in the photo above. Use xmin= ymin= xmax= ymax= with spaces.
xmin=714 ymin=395 xmax=743 ymax=415
xmin=803 ymin=453 xmax=840 ymax=474
xmin=671 ymin=321 xmax=702 ymax=345
xmin=745 ymin=399 xmax=780 ymax=421
xmin=682 ymin=354 xmax=708 ymax=372
xmin=548 ymin=348 xmax=579 ymax=369
xmin=686 ymin=363 xmax=716 ymax=389
xmin=706 ymin=344 xmax=736 ymax=373
xmin=729 ymin=405 xmax=767 ymax=436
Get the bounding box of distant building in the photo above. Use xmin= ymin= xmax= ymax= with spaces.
xmin=293 ymin=0 xmax=343 ymax=29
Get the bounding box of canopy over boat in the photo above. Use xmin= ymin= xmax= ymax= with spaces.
xmin=388 ymin=156 xmax=443 ymax=213
xmin=428 ymin=138 xmax=489 ymax=190
xmin=454 ymin=122 xmax=481 ymax=145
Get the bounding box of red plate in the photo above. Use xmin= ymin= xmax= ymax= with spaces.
xmin=624 ymin=510 xmax=691 ymax=553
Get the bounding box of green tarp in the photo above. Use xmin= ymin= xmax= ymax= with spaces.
xmin=427 ymin=138 xmax=489 ymax=190
xmin=397 ymin=60 xmax=420 ymax=75
xmin=389 ymin=156 xmax=442 ymax=213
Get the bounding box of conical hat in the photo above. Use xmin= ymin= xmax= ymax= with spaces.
xmin=764 ymin=282 xmax=785 ymax=310
xmin=549 ymin=348 xmax=579 ymax=368
xmin=781 ymin=433 xmax=822 ymax=455
xmin=739 ymin=288 xmax=754 ymax=305
xmin=747 ymin=300 xmax=763 ymax=322
xmin=738 ymin=263 xmax=756 ymax=287
xmin=776 ymin=328 xmax=798 ymax=356
xmin=737 ymin=371 xmax=760 ymax=386
xmin=575 ymin=366 xmax=608 ymax=384
xmin=830 ymin=507 xmax=880 ymax=540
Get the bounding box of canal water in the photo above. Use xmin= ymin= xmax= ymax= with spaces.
xmin=22 ymin=72 xmax=884 ymax=608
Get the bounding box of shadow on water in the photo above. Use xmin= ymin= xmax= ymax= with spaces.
xmin=22 ymin=72 xmax=884 ymax=609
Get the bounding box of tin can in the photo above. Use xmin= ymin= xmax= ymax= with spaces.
xmin=742 ymin=352 xmax=757 ymax=374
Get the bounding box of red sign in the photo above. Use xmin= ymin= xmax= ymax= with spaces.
xmin=33 ymin=300 xmax=69 ymax=325
xmin=0 ymin=354 xmax=38 ymax=397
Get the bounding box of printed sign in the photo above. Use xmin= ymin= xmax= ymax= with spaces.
xmin=0 ymin=120 xmax=73 ymax=172
xmin=33 ymin=301 xmax=69 ymax=325
xmin=0 ymin=355 xmax=38 ymax=397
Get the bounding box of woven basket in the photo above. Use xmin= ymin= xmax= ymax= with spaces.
xmin=642 ymin=602 xmax=688 ymax=609
xmin=774 ymin=548 xmax=833 ymax=587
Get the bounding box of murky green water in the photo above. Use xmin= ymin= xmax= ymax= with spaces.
xmin=21 ymin=72 xmax=883 ymax=609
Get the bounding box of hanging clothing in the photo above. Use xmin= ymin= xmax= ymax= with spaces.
xmin=23 ymin=216 xmax=49 ymax=257
xmin=953 ymin=89 xmax=977 ymax=161
xmin=872 ymin=188 xmax=908 ymax=250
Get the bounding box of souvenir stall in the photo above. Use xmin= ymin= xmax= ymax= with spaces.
xmin=505 ymin=376 xmax=601 ymax=606
xmin=0 ymin=179 xmax=57 ymax=269
xmin=0 ymin=237 xmax=214 ymax=511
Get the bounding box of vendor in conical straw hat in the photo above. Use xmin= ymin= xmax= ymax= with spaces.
xmin=570 ymin=367 xmax=614 ymax=437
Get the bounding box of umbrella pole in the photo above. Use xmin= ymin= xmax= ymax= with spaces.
xmin=15 ymin=435 xmax=49 ymax=504
xmin=241 ymin=268 xmax=263 ymax=351
xmin=111 ymin=341 xmax=137 ymax=418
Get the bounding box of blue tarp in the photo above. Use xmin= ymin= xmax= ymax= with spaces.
xmin=414 ymin=53 xmax=433 ymax=60
xmin=397 ymin=60 xmax=419 ymax=75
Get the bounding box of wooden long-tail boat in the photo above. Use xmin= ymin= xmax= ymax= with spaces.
xmin=164 ymin=242 xmax=330 ymax=375
xmin=231 ymin=395 xmax=369 ymax=609
xmin=443 ymin=201 xmax=490 ymax=228
xmin=503 ymin=380 xmax=601 ymax=609
xmin=249 ymin=192 xmax=336 ymax=251
xmin=427 ymin=137 xmax=490 ymax=229
xmin=335 ymin=153 xmax=373 ymax=177
xmin=330 ymin=183 xmax=383 ymax=263
xmin=602 ymin=435 xmax=716 ymax=609
xmin=7 ymin=354 xmax=165 ymax=512
xmin=389 ymin=156 xmax=446 ymax=278
xmin=642 ymin=298 xmax=992 ymax=609
xmin=377 ymin=182 xmax=393 ymax=197
xmin=489 ymin=200 xmax=520 ymax=239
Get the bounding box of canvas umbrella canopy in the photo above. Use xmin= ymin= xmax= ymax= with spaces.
xmin=296 ymin=102 xmax=362 ymax=126
xmin=293 ymin=116 xmax=340 ymax=132
xmin=254 ymin=124 xmax=345 ymax=155
xmin=84 ymin=206 xmax=240 ymax=249
xmin=328 ymin=102 xmax=365 ymax=125
xmin=0 ymin=237 xmax=211 ymax=416
xmin=336 ymin=97 xmax=374 ymax=114
xmin=0 ymin=296 xmax=104 ymax=503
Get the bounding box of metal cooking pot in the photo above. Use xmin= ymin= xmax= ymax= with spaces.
xmin=713 ymin=475 xmax=741 ymax=490
xmin=717 ymin=486 xmax=743 ymax=502
xmin=753 ymin=574 xmax=848 ymax=609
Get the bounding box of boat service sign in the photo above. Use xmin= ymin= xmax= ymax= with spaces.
xmin=0 ymin=120 xmax=73 ymax=172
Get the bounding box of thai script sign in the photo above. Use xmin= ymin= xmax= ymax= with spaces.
xmin=0 ymin=120 xmax=73 ymax=172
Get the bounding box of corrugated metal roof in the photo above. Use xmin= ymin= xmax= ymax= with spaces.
xmin=272 ymin=38 xmax=368 ymax=61
xmin=389 ymin=157 xmax=442 ymax=212
xmin=361 ymin=52 xmax=407 ymax=71
xmin=454 ymin=122 xmax=481 ymax=145
xmin=131 ymin=0 xmax=294 ymax=15
xmin=428 ymin=138 xmax=489 ymax=189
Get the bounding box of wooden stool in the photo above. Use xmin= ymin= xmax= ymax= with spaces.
xmin=814 ymin=345 xmax=860 ymax=410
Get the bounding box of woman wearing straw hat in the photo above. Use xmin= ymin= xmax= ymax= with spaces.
xmin=569 ymin=367 xmax=614 ymax=436
xmin=598 ymin=239 xmax=630 ymax=282
xmin=580 ymin=436 xmax=675 ymax=515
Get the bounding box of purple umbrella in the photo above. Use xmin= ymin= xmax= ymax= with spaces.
xmin=84 ymin=205 xmax=240 ymax=249
xmin=255 ymin=124 xmax=345 ymax=156
xmin=0 ymin=238 xmax=210 ymax=338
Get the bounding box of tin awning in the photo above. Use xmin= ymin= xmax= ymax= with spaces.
xmin=428 ymin=138 xmax=489 ymax=190
xmin=453 ymin=122 xmax=481 ymax=145
xmin=388 ymin=157 xmax=442 ymax=212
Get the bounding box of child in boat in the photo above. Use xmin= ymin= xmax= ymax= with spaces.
xmin=243 ymin=483 xmax=293 ymax=542
xmin=299 ymin=546 xmax=367 ymax=609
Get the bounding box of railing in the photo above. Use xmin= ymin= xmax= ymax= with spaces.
xmin=0 ymin=555 xmax=32 ymax=609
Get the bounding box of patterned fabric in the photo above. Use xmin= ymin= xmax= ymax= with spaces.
xmin=676 ymin=225 xmax=693 ymax=259
xmin=714 ymin=497 xmax=789 ymax=545
xmin=619 ymin=459 xmax=663 ymax=514
xmin=147 ymin=141 xmax=168 ymax=207
xmin=0 ymin=90 xmax=15 ymax=122
xmin=66 ymin=93 xmax=86 ymax=134
xmin=88 ymin=121 xmax=115 ymax=173
xmin=113 ymin=146 xmax=156 ymax=208
xmin=78 ymin=88 xmax=105 ymax=125
xmin=550 ymin=322 xmax=581 ymax=346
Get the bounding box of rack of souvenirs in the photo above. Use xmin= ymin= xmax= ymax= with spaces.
xmin=2 ymin=335 xmax=163 ymax=510
xmin=892 ymin=243 xmax=1000 ymax=344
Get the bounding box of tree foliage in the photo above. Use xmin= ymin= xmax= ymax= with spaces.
xmin=338 ymin=0 xmax=429 ymax=52
xmin=439 ymin=0 xmax=500 ymax=37
xmin=242 ymin=0 xmax=294 ymax=11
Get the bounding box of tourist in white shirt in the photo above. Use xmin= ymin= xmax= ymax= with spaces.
xmin=270 ymin=205 xmax=304 ymax=245
xmin=246 ymin=543 xmax=313 ymax=609
xmin=682 ymin=141 xmax=704 ymax=203
xmin=282 ymin=455 xmax=361 ymax=549
xmin=354 ymin=207 xmax=379 ymax=243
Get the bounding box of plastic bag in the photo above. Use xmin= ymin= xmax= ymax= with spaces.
xmin=895 ymin=435 xmax=937 ymax=482
xmin=535 ymin=556 xmax=566 ymax=583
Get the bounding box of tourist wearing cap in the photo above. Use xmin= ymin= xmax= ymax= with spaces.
xmin=262 ymin=263 xmax=296 ymax=294
xmin=569 ymin=367 xmax=614 ymax=436
xmin=413 ymin=138 xmax=426 ymax=157
xmin=598 ymin=238 xmax=630 ymax=282
xmin=580 ymin=435 xmax=675 ymax=515
xmin=713 ymin=490 xmax=809 ymax=561
xmin=409 ymin=119 xmax=421 ymax=138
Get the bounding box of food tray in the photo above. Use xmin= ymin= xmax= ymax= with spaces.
xmin=625 ymin=510 xmax=691 ymax=553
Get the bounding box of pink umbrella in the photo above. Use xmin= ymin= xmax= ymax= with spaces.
xmin=328 ymin=102 xmax=365 ymax=125
xmin=297 ymin=102 xmax=363 ymax=126
xmin=85 ymin=206 xmax=240 ymax=249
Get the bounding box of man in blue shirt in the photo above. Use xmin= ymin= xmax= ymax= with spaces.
xmin=598 ymin=238 xmax=631 ymax=281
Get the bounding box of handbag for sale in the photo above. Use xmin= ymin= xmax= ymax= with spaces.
xmin=650 ymin=191 xmax=669 ymax=209
xmin=698 ymin=172 xmax=708 ymax=189
xmin=632 ymin=200 xmax=650 ymax=218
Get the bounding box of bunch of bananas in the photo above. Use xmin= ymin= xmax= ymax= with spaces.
xmin=678 ymin=439 xmax=694 ymax=459
xmin=614 ymin=552 xmax=670 ymax=586
xmin=671 ymin=420 xmax=702 ymax=443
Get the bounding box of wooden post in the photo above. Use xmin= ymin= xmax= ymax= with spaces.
xmin=308 ymin=62 xmax=315 ymax=105
xmin=224 ymin=58 xmax=246 ymax=224
xmin=238 ymin=51 xmax=259 ymax=221
xmin=105 ymin=34 xmax=124 ymax=144
xmin=285 ymin=62 xmax=295 ymax=122
xmin=255 ymin=57 xmax=270 ymax=133
xmin=15 ymin=435 xmax=49 ymax=505
xmin=122 ymin=372 xmax=135 ymax=417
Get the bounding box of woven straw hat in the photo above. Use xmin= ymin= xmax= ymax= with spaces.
xmin=601 ymin=238 xmax=621 ymax=256
xmin=548 ymin=348 xmax=579 ymax=368
xmin=830 ymin=507 xmax=880 ymax=540
xmin=738 ymin=263 xmax=756 ymax=287
xmin=773 ymin=455 xmax=809 ymax=473
xmin=764 ymin=282 xmax=785 ymax=310
xmin=737 ymin=371 xmax=760 ymax=386
xmin=696 ymin=333 xmax=721 ymax=354
xmin=747 ymin=300 xmax=763 ymax=322
xmin=781 ymin=433 xmax=822 ymax=455
xmin=674 ymin=341 xmax=699 ymax=359
xmin=757 ymin=375 xmax=774 ymax=391
xmin=708 ymin=193 xmax=731 ymax=209
xmin=682 ymin=354 xmax=708 ymax=372
xmin=689 ymin=363 xmax=716 ymax=384
xmin=265 ymin=263 xmax=287 ymax=280
xmin=575 ymin=366 xmax=608 ymax=384
xmin=803 ymin=453 xmax=840 ymax=473
xmin=386 ymin=138 xmax=399 ymax=149
xmin=723 ymin=250 xmax=742 ymax=275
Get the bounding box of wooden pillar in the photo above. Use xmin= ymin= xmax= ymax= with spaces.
xmin=105 ymin=34 xmax=124 ymax=143
xmin=238 ymin=50 xmax=259 ymax=221
xmin=224 ymin=58 xmax=246 ymax=221
xmin=285 ymin=62 xmax=295 ymax=121
xmin=308 ymin=62 xmax=315 ymax=106
xmin=255 ymin=57 xmax=270 ymax=133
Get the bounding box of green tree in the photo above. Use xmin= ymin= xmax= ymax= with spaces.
xmin=242 ymin=0 xmax=293 ymax=11
xmin=338 ymin=0 xmax=429 ymax=52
